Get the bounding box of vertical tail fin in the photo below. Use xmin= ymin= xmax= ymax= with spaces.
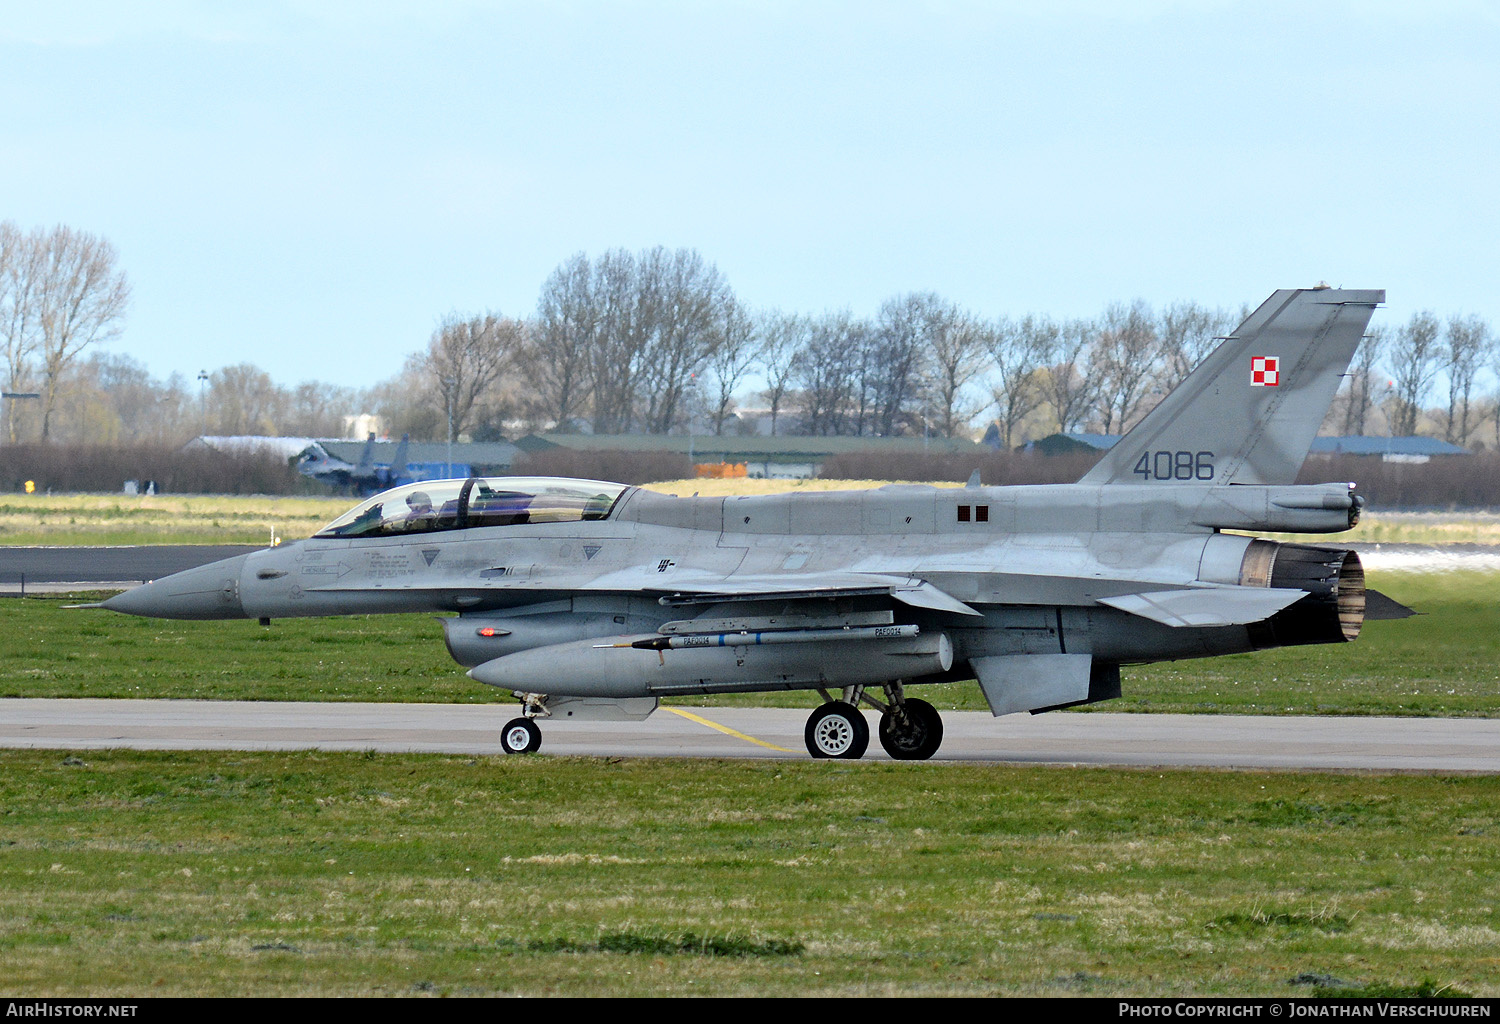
xmin=388 ymin=433 xmax=411 ymax=485
xmin=354 ymin=432 xmax=377 ymax=477
xmin=1079 ymin=287 xmax=1383 ymax=486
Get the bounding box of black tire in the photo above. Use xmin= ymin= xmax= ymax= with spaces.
xmin=501 ymin=717 xmax=542 ymax=754
xmin=804 ymin=702 xmax=870 ymax=760
xmin=877 ymin=698 xmax=944 ymax=760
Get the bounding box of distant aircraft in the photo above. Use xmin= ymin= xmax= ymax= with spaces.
xmin=96 ymin=288 xmax=1411 ymax=759
xmin=297 ymin=433 xmax=411 ymax=494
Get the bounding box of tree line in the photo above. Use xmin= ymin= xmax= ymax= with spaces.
xmin=7 ymin=229 xmax=1500 ymax=451
xmin=370 ymin=250 xmax=1500 ymax=452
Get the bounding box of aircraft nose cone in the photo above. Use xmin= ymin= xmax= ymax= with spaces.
xmin=101 ymin=554 xmax=251 ymax=620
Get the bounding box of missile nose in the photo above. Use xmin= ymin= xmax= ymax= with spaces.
xmin=101 ymin=553 xmax=251 ymax=620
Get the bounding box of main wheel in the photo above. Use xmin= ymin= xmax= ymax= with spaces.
xmin=878 ymin=697 xmax=944 ymax=760
xmin=501 ymin=717 xmax=542 ymax=754
xmin=804 ymin=702 xmax=870 ymax=760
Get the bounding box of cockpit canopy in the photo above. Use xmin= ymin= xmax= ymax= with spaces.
xmin=315 ymin=477 xmax=630 ymax=539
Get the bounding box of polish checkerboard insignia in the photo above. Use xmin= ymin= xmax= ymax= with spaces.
xmin=1250 ymin=356 xmax=1279 ymax=386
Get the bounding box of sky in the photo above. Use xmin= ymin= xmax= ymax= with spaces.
xmin=3 ymin=1 xmax=1497 ymax=392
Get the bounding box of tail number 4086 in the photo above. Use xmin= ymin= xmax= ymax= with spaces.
xmin=1133 ymin=451 xmax=1215 ymax=481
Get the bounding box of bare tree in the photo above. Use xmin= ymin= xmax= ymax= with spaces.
xmin=1443 ymin=314 xmax=1489 ymax=446
xmin=588 ymin=248 xmax=645 ymax=433
xmin=986 ymin=316 xmax=1048 ymax=448
xmin=90 ymin=353 xmax=200 ymax=444
xmin=795 ymin=312 xmax=866 ymax=435
xmin=1037 ymin=317 xmax=1096 ymax=434
xmin=1341 ymin=326 xmax=1387 ymax=436
xmin=366 ymin=359 xmax=444 ymax=441
xmin=636 ymin=248 xmax=731 ymax=434
xmin=1158 ymin=301 xmax=1231 ymax=391
xmin=1090 ymin=300 xmax=1160 ymax=435
xmin=707 ymin=300 xmax=759 ymax=435
xmin=283 ymin=380 xmax=358 ymax=438
xmin=0 ymin=222 xmax=45 ymax=442
xmin=426 ymin=312 xmax=522 ymax=443
xmin=758 ymin=310 xmax=805 ymax=436
xmin=548 ymin=247 xmax=736 ymax=435
xmin=1488 ymin=340 xmax=1500 ymax=452
xmin=1388 ymin=310 xmax=1442 ymax=436
xmin=206 ymin=364 xmax=284 ymax=436
xmin=927 ymin=311 xmax=989 ymax=439
xmin=530 ymin=252 xmax=595 ymax=430
xmin=32 ymin=226 xmax=131 ymax=439
xmin=868 ymin=293 xmax=945 ymax=436
xmin=1492 ymin=340 xmax=1500 ymax=452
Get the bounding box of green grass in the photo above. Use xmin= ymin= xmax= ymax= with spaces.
xmin=0 ymin=494 xmax=345 ymax=546
xmin=0 ymin=749 xmax=1495 ymax=997
xmin=0 ymin=596 xmax=489 ymax=704
xmin=3 ymin=569 xmax=1497 ymax=717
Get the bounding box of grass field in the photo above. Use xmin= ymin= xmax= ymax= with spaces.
xmin=0 ymin=493 xmax=345 ymax=546
xmin=0 ymin=749 xmax=1494 ymax=997
xmin=3 ymin=570 xmax=1496 ymax=718
xmin=3 ymin=486 xmax=1499 ymax=545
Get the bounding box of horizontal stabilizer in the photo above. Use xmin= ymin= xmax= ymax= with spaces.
xmin=1096 ymin=587 xmax=1306 ymax=627
xmin=971 ymin=654 xmax=1093 ymax=716
xmin=1364 ymin=589 xmax=1417 ymax=621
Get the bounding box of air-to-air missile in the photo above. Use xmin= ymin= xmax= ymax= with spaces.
xmin=96 ymin=287 xmax=1411 ymax=760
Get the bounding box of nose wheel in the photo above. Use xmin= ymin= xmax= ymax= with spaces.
xmin=804 ymin=701 xmax=869 ymax=759
xmin=500 ymin=717 xmax=542 ymax=754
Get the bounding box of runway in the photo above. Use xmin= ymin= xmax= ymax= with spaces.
xmin=2 ymin=699 xmax=1496 ymax=772
xmin=0 ymin=545 xmax=258 ymax=593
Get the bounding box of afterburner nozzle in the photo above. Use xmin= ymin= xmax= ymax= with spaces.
xmin=100 ymin=554 xmax=250 ymax=620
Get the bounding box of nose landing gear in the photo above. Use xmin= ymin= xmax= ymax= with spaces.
xmin=501 ymin=717 xmax=542 ymax=754
xmin=500 ymin=692 xmax=546 ymax=754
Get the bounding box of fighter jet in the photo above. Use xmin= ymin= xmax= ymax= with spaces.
xmin=96 ymin=287 xmax=1405 ymax=759
xmin=297 ymin=433 xmax=412 ymax=494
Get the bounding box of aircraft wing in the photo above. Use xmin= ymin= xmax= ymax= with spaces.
xmin=1096 ymin=586 xmax=1307 ymax=627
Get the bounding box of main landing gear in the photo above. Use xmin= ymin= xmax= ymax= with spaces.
xmin=877 ymin=696 xmax=943 ymax=761
xmin=803 ymin=682 xmax=945 ymax=761
xmin=804 ymin=701 xmax=869 ymax=759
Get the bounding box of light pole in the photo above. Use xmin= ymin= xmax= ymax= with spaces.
xmin=1 ymin=392 xmax=41 ymax=445
xmin=197 ymin=370 xmax=209 ymax=437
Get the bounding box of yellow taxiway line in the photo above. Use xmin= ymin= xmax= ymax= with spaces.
xmin=664 ymin=707 xmax=797 ymax=753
